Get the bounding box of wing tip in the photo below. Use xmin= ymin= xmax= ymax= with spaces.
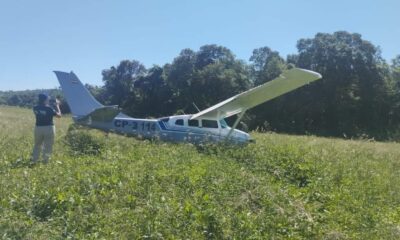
xmin=298 ymin=68 xmax=322 ymax=79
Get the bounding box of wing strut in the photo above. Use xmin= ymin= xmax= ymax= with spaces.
xmin=226 ymin=109 xmax=247 ymax=138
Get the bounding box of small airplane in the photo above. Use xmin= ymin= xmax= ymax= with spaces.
xmin=54 ymin=68 xmax=321 ymax=144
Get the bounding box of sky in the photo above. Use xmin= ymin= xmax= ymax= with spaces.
xmin=0 ymin=0 xmax=399 ymax=91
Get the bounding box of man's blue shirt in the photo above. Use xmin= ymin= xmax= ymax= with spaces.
xmin=33 ymin=105 xmax=56 ymax=126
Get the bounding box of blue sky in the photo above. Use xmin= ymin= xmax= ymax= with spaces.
xmin=1 ymin=0 xmax=399 ymax=90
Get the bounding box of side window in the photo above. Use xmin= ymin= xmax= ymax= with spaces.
xmin=188 ymin=119 xmax=199 ymax=127
xmin=202 ymin=120 xmax=218 ymax=128
xmin=175 ymin=119 xmax=184 ymax=126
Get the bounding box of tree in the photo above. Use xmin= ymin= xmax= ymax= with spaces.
xmin=101 ymin=60 xmax=146 ymax=108
xmin=247 ymin=47 xmax=287 ymax=130
xmin=133 ymin=65 xmax=174 ymax=117
xmin=165 ymin=49 xmax=197 ymax=112
xmin=249 ymin=46 xmax=286 ymax=85
xmin=190 ymin=59 xmax=250 ymax=110
xmin=7 ymin=94 xmax=22 ymax=106
xmin=165 ymin=45 xmax=250 ymax=113
xmin=292 ymin=31 xmax=390 ymax=136
xmin=195 ymin=44 xmax=235 ymax=69
xmin=386 ymin=55 xmax=400 ymax=131
xmin=391 ymin=55 xmax=400 ymax=87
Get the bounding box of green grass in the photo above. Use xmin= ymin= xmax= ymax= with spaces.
xmin=1 ymin=105 xmax=400 ymax=239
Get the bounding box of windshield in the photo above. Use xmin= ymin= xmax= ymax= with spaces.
xmin=219 ymin=119 xmax=228 ymax=128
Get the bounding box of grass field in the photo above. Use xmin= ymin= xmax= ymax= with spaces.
xmin=1 ymin=105 xmax=400 ymax=239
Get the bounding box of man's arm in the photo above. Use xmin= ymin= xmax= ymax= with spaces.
xmin=54 ymin=99 xmax=62 ymax=118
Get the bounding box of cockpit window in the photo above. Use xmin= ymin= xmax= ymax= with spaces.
xmin=219 ymin=119 xmax=228 ymax=129
xmin=161 ymin=117 xmax=169 ymax=123
xmin=202 ymin=119 xmax=218 ymax=128
xmin=188 ymin=119 xmax=199 ymax=127
xmin=175 ymin=119 xmax=184 ymax=126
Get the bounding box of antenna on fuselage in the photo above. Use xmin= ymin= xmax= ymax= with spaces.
xmin=192 ymin=102 xmax=201 ymax=113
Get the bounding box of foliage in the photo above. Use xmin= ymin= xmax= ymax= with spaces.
xmin=64 ymin=124 xmax=105 ymax=156
xmin=0 ymin=88 xmax=70 ymax=113
xmin=133 ymin=65 xmax=174 ymax=117
xmin=97 ymin=44 xmax=251 ymax=117
xmin=249 ymin=46 xmax=286 ymax=85
xmin=246 ymin=32 xmax=398 ymax=139
xmin=97 ymin=36 xmax=400 ymax=140
xmin=101 ymin=60 xmax=147 ymax=108
xmin=2 ymin=106 xmax=400 ymax=239
xmin=292 ymin=31 xmax=390 ymax=136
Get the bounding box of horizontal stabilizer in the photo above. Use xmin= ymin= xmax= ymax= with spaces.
xmin=76 ymin=106 xmax=120 ymax=123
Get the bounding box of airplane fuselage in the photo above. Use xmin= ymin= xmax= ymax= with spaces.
xmin=77 ymin=114 xmax=251 ymax=144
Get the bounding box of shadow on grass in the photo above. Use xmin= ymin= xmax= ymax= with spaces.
xmin=10 ymin=157 xmax=36 ymax=169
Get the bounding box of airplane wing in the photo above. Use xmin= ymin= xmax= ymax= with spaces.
xmin=190 ymin=68 xmax=322 ymax=120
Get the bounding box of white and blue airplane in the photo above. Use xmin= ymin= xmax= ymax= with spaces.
xmin=54 ymin=68 xmax=321 ymax=144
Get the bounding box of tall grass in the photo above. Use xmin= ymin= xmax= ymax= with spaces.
xmin=1 ymin=105 xmax=400 ymax=239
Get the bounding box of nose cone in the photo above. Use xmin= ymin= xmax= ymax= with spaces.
xmin=233 ymin=129 xmax=252 ymax=143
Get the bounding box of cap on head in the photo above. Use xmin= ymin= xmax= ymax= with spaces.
xmin=38 ymin=93 xmax=49 ymax=104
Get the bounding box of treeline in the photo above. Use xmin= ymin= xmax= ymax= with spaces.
xmin=3 ymin=31 xmax=400 ymax=140
xmin=0 ymin=89 xmax=70 ymax=113
xmin=94 ymin=31 xmax=400 ymax=140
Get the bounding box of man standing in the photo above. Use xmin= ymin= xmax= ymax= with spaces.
xmin=31 ymin=93 xmax=62 ymax=164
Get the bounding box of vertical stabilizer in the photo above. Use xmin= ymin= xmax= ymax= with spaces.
xmin=54 ymin=71 xmax=103 ymax=117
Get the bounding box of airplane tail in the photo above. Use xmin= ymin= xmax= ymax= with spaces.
xmin=53 ymin=71 xmax=103 ymax=117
